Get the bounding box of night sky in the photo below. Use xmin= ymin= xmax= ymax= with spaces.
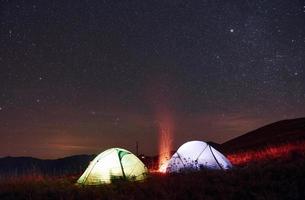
xmin=1 ymin=0 xmax=305 ymax=158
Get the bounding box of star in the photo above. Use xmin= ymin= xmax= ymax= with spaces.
xmin=0 ymin=0 xmax=304 ymax=159
xmin=8 ymin=29 xmax=12 ymax=35
xmin=113 ymin=117 xmax=120 ymax=126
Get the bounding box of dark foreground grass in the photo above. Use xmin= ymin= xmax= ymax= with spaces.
xmin=1 ymin=151 xmax=305 ymax=200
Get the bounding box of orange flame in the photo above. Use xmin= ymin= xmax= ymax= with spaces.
xmin=157 ymin=114 xmax=173 ymax=173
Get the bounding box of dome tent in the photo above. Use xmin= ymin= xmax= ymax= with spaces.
xmin=166 ymin=141 xmax=232 ymax=173
xmin=77 ymin=148 xmax=148 ymax=185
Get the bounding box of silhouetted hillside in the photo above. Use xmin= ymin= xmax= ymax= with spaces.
xmin=221 ymin=118 xmax=305 ymax=153
xmin=207 ymin=141 xmax=221 ymax=149
xmin=0 ymin=155 xmax=94 ymax=177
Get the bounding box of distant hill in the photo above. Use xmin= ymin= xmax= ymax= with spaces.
xmin=0 ymin=155 xmax=94 ymax=177
xmin=207 ymin=141 xmax=221 ymax=150
xmin=221 ymin=118 xmax=305 ymax=153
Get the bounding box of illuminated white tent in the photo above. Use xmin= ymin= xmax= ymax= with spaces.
xmin=77 ymin=148 xmax=148 ymax=185
xmin=166 ymin=141 xmax=232 ymax=173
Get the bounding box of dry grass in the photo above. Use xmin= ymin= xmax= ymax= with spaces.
xmin=227 ymin=141 xmax=305 ymax=165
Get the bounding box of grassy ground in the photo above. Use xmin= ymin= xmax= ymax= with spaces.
xmin=227 ymin=141 xmax=305 ymax=165
xmin=0 ymin=145 xmax=305 ymax=200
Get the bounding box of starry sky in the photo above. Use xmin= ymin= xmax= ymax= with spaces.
xmin=1 ymin=0 xmax=305 ymax=158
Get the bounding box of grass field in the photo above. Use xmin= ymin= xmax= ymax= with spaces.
xmin=1 ymin=143 xmax=305 ymax=200
xmin=227 ymin=141 xmax=305 ymax=165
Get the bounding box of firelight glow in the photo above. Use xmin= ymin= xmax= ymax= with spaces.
xmin=157 ymin=114 xmax=173 ymax=173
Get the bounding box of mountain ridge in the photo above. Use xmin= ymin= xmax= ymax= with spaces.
xmin=221 ymin=117 xmax=305 ymax=153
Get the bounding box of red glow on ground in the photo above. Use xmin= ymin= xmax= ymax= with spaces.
xmin=158 ymin=160 xmax=169 ymax=173
xmin=157 ymin=114 xmax=173 ymax=173
xmin=227 ymin=141 xmax=305 ymax=165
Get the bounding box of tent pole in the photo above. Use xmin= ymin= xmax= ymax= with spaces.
xmin=83 ymin=160 xmax=99 ymax=184
xmin=209 ymin=145 xmax=223 ymax=170
xmin=117 ymin=150 xmax=127 ymax=180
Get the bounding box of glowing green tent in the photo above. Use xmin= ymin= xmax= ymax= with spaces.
xmin=77 ymin=148 xmax=148 ymax=185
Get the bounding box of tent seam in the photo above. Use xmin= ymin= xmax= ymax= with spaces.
xmin=209 ymin=145 xmax=223 ymax=170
